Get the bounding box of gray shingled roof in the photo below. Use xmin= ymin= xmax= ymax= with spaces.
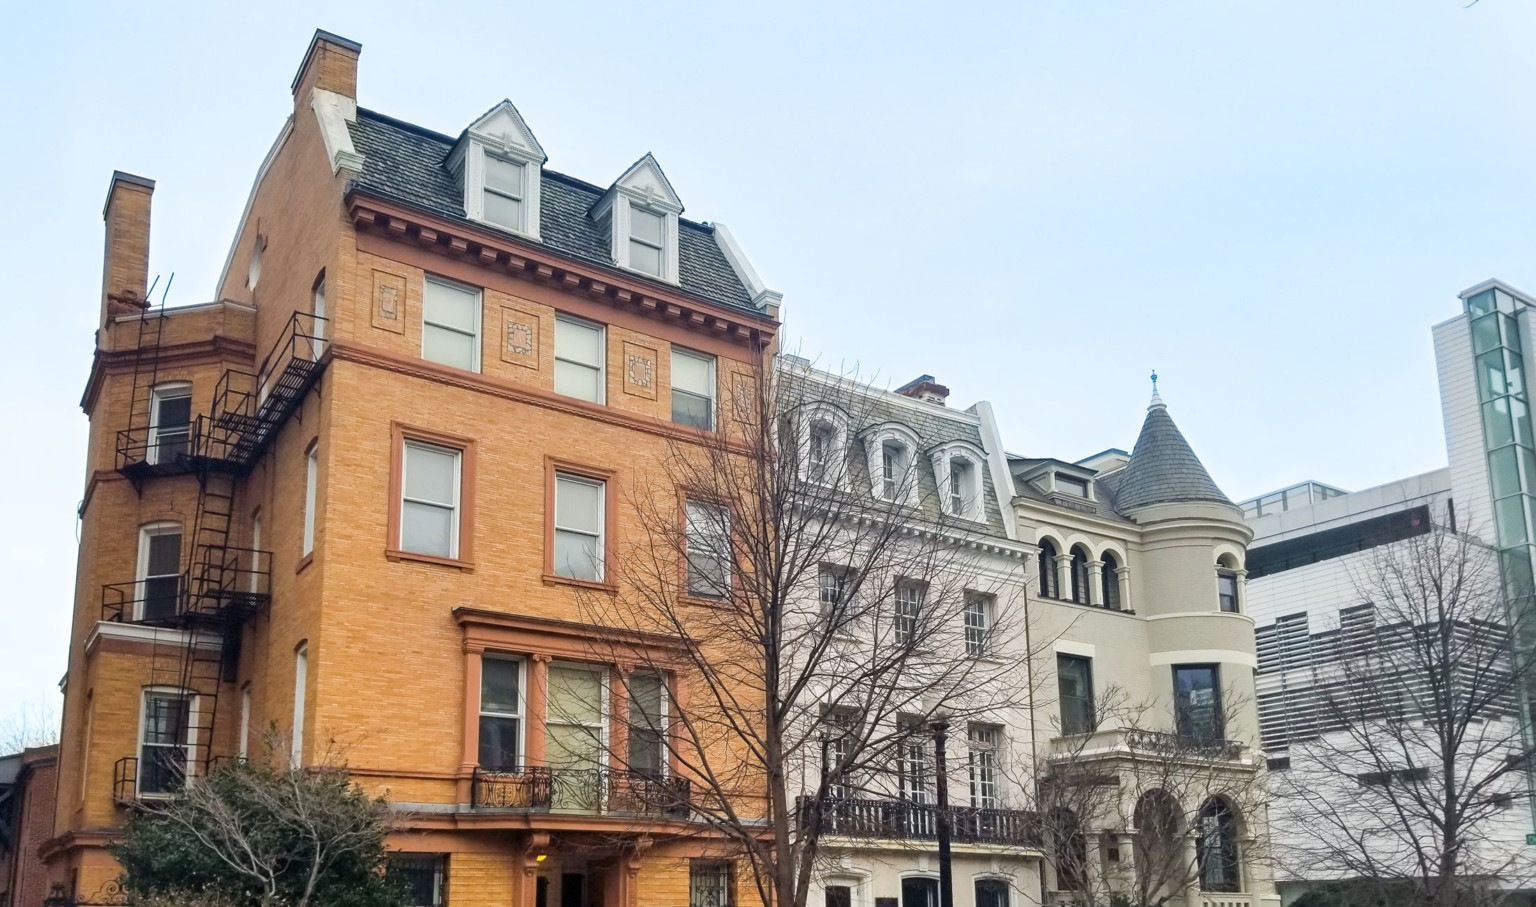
xmin=347 ymin=110 xmax=758 ymax=313
xmin=1110 ymin=401 xmax=1233 ymax=510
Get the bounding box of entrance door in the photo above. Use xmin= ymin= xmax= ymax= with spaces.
xmin=901 ymin=878 xmax=938 ymax=907
xmin=561 ymin=874 xmax=584 ymax=907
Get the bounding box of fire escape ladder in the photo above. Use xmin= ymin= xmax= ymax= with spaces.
xmin=119 ymin=293 xmax=167 ymax=488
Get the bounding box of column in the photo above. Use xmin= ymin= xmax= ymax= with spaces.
xmin=1183 ymin=836 xmax=1202 ymax=907
xmin=458 ymin=645 xmax=483 ymax=804
xmin=1116 ymin=567 xmax=1133 ymax=613
xmin=528 ymin=654 xmax=551 ymax=766
xmin=1087 ymin=561 xmax=1105 ymax=607
xmin=1055 ymin=554 xmax=1073 ymax=601
xmin=1084 ymin=832 xmax=1107 ymax=897
xmin=1115 ymin=831 xmax=1138 ymax=892
xmin=1235 ymin=568 xmax=1249 ymax=614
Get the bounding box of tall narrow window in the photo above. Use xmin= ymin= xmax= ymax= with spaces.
xmin=894 ymin=581 xmax=924 ymax=645
xmin=627 ymin=672 xmax=666 ymax=776
xmin=1218 ymin=571 xmax=1239 ymax=613
xmin=546 ymin=663 xmax=605 ymax=810
xmin=387 ymin=853 xmax=448 ymax=907
xmin=238 ymin=685 xmax=251 ymax=760
xmin=968 ymin=725 xmax=1000 ymax=809
xmin=1101 ymin=552 xmax=1121 ymax=610
xmin=949 ymin=459 xmax=973 ymax=515
xmin=484 ymin=155 xmax=527 ymax=232
xmin=686 ymin=501 xmax=731 ymax=597
xmin=555 ymin=316 xmax=605 ymax=403
xmin=148 ymin=383 xmax=192 ymax=465
xmin=880 ymin=442 xmax=908 ymax=501
xmin=822 ymin=709 xmax=858 ymax=800
xmin=809 ymin=422 xmax=835 ymax=483
xmin=898 ymin=720 xmax=931 ymax=805
xmin=1069 ymin=546 xmax=1090 ymax=604
xmin=1174 ymin=664 xmax=1223 ymax=745
xmin=291 ymin=643 xmax=307 ymax=767
xmin=689 ymin=861 xmax=732 ymax=907
xmin=819 ymin=567 xmax=852 ymax=628
xmin=1037 ymin=540 xmax=1060 ymax=599
xmin=401 ymin=441 xmax=462 ymax=559
xmin=629 ymin=207 xmax=666 ymax=277
xmin=138 ymin=690 xmax=190 ymax=797
xmin=422 ymin=277 xmax=481 ymax=372
xmin=249 ymin=512 xmax=263 ymax=594
xmin=1196 ymin=798 xmax=1241 ymax=892
xmin=671 ymin=348 xmax=716 ymax=430
xmin=1057 ymin=655 xmax=1094 ymax=736
xmin=478 ymin=656 xmax=523 ymax=768
xmin=303 ymin=443 xmax=318 ymax=556
xmin=965 ymin=594 xmax=993 ymax=657
xmin=311 ymin=273 xmax=327 ymax=360
xmin=137 ymin=524 xmax=182 ymax=622
xmin=554 ymin=473 xmax=605 ymax=581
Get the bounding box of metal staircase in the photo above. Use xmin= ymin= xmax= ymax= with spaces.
xmin=106 ymin=311 xmax=326 ymax=802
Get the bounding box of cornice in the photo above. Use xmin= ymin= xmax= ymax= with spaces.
xmin=38 ymin=828 xmax=122 ymax=861
xmin=346 ymin=190 xmax=776 ymax=347
xmin=327 ymin=341 xmax=755 ymax=455
xmin=452 ymin=606 xmax=688 ymax=654
xmin=81 ymin=334 xmax=259 ymax=413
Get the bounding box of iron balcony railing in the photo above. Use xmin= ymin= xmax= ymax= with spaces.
xmin=471 ymin=766 xmax=690 ymax=818
xmin=112 ymin=754 xmax=185 ymax=806
xmin=797 ymin=795 xmax=1040 ymax=847
xmin=1050 ymin=728 xmax=1247 ymax=763
xmin=101 ymin=546 xmax=271 ymax=625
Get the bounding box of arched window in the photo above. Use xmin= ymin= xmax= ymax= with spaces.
xmin=1101 ymin=552 xmax=1121 ymax=610
xmin=1196 ymin=798 xmax=1241 ymax=892
xmin=809 ymin=420 xmax=837 ymax=484
xmin=1049 ymin=807 xmax=1087 ymax=892
xmin=1037 ymin=540 xmax=1059 ymax=599
xmin=1216 ymin=554 xmax=1240 ymax=613
xmin=1134 ymin=790 xmax=1185 ymax=898
xmin=1069 ymin=546 xmax=1091 ymax=605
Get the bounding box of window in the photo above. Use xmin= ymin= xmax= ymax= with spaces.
xmin=671 ymin=347 xmax=716 ymax=430
xmin=148 ymin=383 xmax=192 ymax=465
xmin=292 ymin=643 xmax=307 ymax=767
xmin=901 ymin=877 xmax=938 ymax=907
xmin=1050 ymin=808 xmax=1088 ymax=892
xmin=555 ymin=316 xmax=605 ymax=403
xmin=1174 ymin=665 xmax=1223 ymax=745
xmin=1037 ymin=539 xmax=1060 ymax=598
xmin=975 ymin=880 xmax=1009 ymax=907
xmin=880 ymin=442 xmax=908 ymax=501
xmin=554 ymin=473 xmax=605 ymax=581
xmin=387 ymin=853 xmax=447 ymax=907
xmin=965 ymin=594 xmax=993 ymax=657
xmin=1069 ymin=546 xmax=1090 ymax=605
xmin=825 ymin=886 xmax=852 ymax=907
xmin=1195 ymin=798 xmax=1241 ymax=892
xmin=1057 ymin=655 xmax=1094 ymax=736
xmin=809 ymin=422 xmax=836 ymax=483
xmin=401 ymin=441 xmax=462 ymax=559
xmin=484 ymin=155 xmax=527 ymax=232
xmin=547 ymin=663 xmax=606 ymax=810
xmin=686 ymin=501 xmax=731 ymax=597
xmin=303 ymin=443 xmax=318 ymax=556
xmin=137 ymin=523 xmax=182 ymax=622
xmin=1218 ymin=571 xmax=1239 ymax=613
xmin=1056 ymin=475 xmax=1089 ymax=497
xmin=239 ymin=685 xmax=251 ymax=760
xmin=139 ymin=690 xmax=191 ymax=796
xmin=627 ymin=671 xmax=666 ymax=776
xmin=949 ymin=458 xmax=973 ymax=515
xmin=249 ymin=512 xmax=263 ymax=593
xmin=1101 ymin=552 xmax=1121 ymax=610
xmin=630 ymin=207 xmax=666 ymax=277
xmin=894 ymin=581 xmax=924 ymax=645
xmin=968 ymin=725 xmax=1000 ymax=809
xmin=898 ymin=720 xmax=931 ymax=805
xmin=819 ymin=567 xmax=853 ymax=627
xmin=247 ymin=236 xmax=264 ymax=290
xmin=822 ymin=709 xmax=858 ymax=800
xmin=478 ymin=656 xmax=523 ymax=769
xmin=422 ymin=277 xmax=481 ymax=372
xmin=311 ymin=272 xmax=327 ymax=359
xmin=690 ymin=861 xmax=732 ymax=907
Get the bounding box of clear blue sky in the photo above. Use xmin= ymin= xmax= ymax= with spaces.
xmin=2 ymin=0 xmax=1533 ymax=721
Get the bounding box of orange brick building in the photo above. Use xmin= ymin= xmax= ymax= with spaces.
xmin=46 ymin=30 xmax=780 ymax=907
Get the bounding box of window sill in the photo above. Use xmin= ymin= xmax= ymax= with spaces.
xmin=541 ymin=573 xmax=615 ymax=593
xmin=387 ymin=549 xmax=475 ymax=571
xmin=296 ymin=553 xmax=315 ymax=575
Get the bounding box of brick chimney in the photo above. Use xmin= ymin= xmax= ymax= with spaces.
xmin=100 ymin=171 xmax=154 ymax=327
xmin=895 ymin=374 xmax=950 ymax=406
xmin=291 ymin=29 xmax=361 ymax=105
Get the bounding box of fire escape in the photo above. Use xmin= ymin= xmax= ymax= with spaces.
xmin=101 ymin=298 xmax=326 ymax=804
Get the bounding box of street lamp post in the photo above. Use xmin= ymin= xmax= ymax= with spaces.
xmin=931 ymin=719 xmax=954 ymax=907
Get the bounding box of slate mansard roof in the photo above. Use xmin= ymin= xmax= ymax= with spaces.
xmin=1111 ymin=399 xmax=1234 ymax=511
xmin=346 ymin=109 xmax=759 ymax=313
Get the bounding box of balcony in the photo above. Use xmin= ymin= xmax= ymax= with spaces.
xmin=796 ymin=796 xmax=1040 ymax=847
xmin=1049 ymin=728 xmax=1248 ymax=764
xmin=101 ymin=546 xmax=271 ymax=627
xmin=470 ymin=766 xmax=690 ymax=818
xmin=112 ymin=755 xmax=184 ymax=806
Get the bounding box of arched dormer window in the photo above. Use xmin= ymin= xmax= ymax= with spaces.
xmin=796 ymin=404 xmax=850 ymax=487
xmin=1196 ymin=798 xmax=1241 ymax=892
xmin=1217 ymin=554 xmax=1241 ymax=613
xmin=1069 ymin=546 xmax=1091 ymax=605
xmin=859 ymin=423 xmax=920 ymax=506
xmin=929 ymin=440 xmax=987 ymax=522
xmin=1101 ymin=551 xmax=1122 ymax=610
xmin=1037 ymin=539 xmax=1060 ymax=599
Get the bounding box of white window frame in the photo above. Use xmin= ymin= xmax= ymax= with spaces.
xmin=965 ymin=594 xmax=993 ymax=658
xmin=628 ymin=204 xmax=668 ymax=278
xmin=239 ymin=684 xmax=252 ymax=760
xmin=860 ymin=424 xmax=921 ymax=506
xmin=249 ymin=511 xmax=263 ymax=594
xmin=929 ymin=442 xmax=987 ymax=522
xmin=626 ymin=670 xmax=670 ymax=777
xmin=303 ymin=443 xmax=318 ymax=556
xmin=479 ymin=654 xmax=527 ymax=769
xmin=895 ymin=581 xmax=924 ymax=645
xmin=798 ymin=405 xmax=850 ymax=488
xmin=135 ymin=522 xmax=183 ymax=622
xmin=686 ymin=500 xmax=732 ymax=598
xmin=968 ymin=725 xmax=1001 ymax=809
xmin=422 ymin=275 xmax=483 ymax=374
xmin=400 ymin=440 xmax=463 ymax=560
xmin=453 ymin=102 xmax=546 ymax=243
xmin=554 ymin=473 xmax=606 ymax=582
xmin=291 ymin=642 xmax=308 ymax=767
xmin=481 ymin=152 xmax=529 ymax=234
xmin=898 ymin=721 xmax=932 ymax=805
xmin=671 ymin=346 xmax=717 ymax=431
xmin=546 ymin=661 xmax=610 ymax=766
xmin=554 ymin=315 xmax=607 ymax=405
xmin=311 ymin=275 xmax=327 ymax=360
xmin=147 ymin=382 xmax=193 ymax=466
xmin=137 ymin=687 xmax=198 ymax=799
xmin=819 ymin=566 xmax=853 ymax=627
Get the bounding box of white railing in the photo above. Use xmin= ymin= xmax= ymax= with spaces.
xmin=1202 ymin=894 xmax=1253 ymax=907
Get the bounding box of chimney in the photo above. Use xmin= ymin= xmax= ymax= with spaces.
xmin=291 ymin=29 xmax=361 ymax=105
xmin=895 ymin=374 xmax=950 ymax=406
xmin=100 ymin=171 xmax=154 ymax=327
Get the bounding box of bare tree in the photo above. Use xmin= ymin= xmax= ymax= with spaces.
xmin=568 ymin=355 xmax=1034 ymax=907
xmin=1030 ymin=684 xmax=1271 ymax=907
xmin=0 ymin=699 xmax=60 ymax=753
xmin=1274 ymin=522 xmax=1536 ymax=907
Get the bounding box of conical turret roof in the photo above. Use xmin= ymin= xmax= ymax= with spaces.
xmin=1112 ymin=393 xmax=1233 ymax=511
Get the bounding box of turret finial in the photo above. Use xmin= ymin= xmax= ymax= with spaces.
xmin=1149 ymin=370 xmax=1165 ymax=409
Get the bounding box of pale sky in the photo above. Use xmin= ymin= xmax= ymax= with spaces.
xmin=2 ymin=0 xmax=1534 ymax=723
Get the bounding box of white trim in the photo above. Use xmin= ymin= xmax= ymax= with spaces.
xmin=1145 ymin=611 xmax=1254 ymax=624
xmin=593 ymin=155 xmax=683 ymax=284
xmin=291 ymin=642 xmax=308 ymax=767
xmin=86 ymin=621 xmax=220 ymax=655
xmin=929 ymin=439 xmax=988 ymax=523
xmin=479 ymin=653 xmax=528 ymax=767
xmin=450 ymin=101 xmax=546 ymax=242
xmin=215 ymin=118 xmax=293 ymax=299
xmin=136 ymin=686 xmax=200 ymax=799
xmin=545 ymin=660 xmax=610 ymax=769
xmin=1052 ymin=639 xmax=1097 ymax=659
xmin=971 ymin=402 xmax=1018 ymax=541
xmin=238 ymin=685 xmax=252 ymax=760
xmin=554 ymin=314 xmax=606 ymax=405
xmin=309 ymin=88 xmax=364 ymax=175
xmin=147 ymin=382 xmax=193 ymax=466
xmin=860 ymin=422 xmax=922 ymax=506
xmin=422 ymin=275 xmax=484 ymax=374
xmin=401 ymin=439 xmax=463 ymax=559
xmin=135 ymin=521 xmax=183 ymax=621
xmin=554 ymin=472 xmax=607 ymax=582
xmin=710 ymin=222 xmax=782 ymax=312
xmin=302 ymin=443 xmax=318 ymax=556
xmin=1148 ymin=649 xmax=1258 ymax=669
xmin=670 ymin=345 xmax=717 ymax=431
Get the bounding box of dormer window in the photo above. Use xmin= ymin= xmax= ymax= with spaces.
xmin=450 ymin=100 xmax=546 ymax=241
xmin=949 ymin=458 xmax=973 ymax=514
xmin=860 ymin=423 xmax=920 ymax=506
xmin=797 ymin=404 xmax=850 ymax=487
xmin=809 ymin=423 xmax=835 ymax=483
xmin=483 ymin=155 xmax=527 ymax=231
xmin=1057 ymin=475 xmax=1089 ymax=497
xmin=930 ymin=440 xmax=987 ymax=522
xmin=593 ymin=154 xmax=683 ymax=284
xmin=881 ymin=442 xmax=907 ymax=501
xmin=629 ymin=207 xmax=666 ymax=277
